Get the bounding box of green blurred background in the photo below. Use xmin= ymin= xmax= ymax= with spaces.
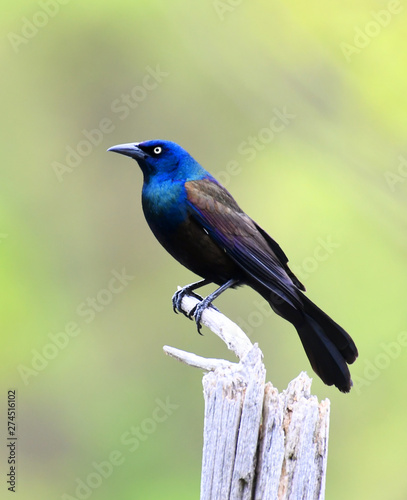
xmin=2 ymin=1 xmax=407 ymax=498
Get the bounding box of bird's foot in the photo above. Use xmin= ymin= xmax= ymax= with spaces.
xmin=188 ymin=297 xmax=219 ymax=335
xmin=172 ymin=287 xmax=204 ymax=317
xmin=172 ymin=280 xmax=220 ymax=333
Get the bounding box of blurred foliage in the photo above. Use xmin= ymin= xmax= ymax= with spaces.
xmin=1 ymin=0 xmax=407 ymax=499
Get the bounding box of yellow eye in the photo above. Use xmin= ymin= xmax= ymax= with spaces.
xmin=153 ymin=146 xmax=162 ymax=155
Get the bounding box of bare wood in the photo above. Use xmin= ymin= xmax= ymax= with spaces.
xmin=165 ymin=291 xmax=330 ymax=500
xmin=172 ymin=291 xmax=253 ymax=359
xmin=201 ymin=345 xmax=266 ymax=500
xmin=255 ymin=374 xmax=330 ymax=500
xmin=163 ymin=345 xmax=236 ymax=371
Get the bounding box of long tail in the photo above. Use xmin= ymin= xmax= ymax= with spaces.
xmin=264 ymin=290 xmax=358 ymax=392
xmin=295 ymin=295 xmax=358 ymax=392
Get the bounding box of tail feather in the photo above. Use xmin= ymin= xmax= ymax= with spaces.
xmin=261 ymin=287 xmax=358 ymax=392
xmin=296 ymin=314 xmax=353 ymax=392
xmin=300 ymin=295 xmax=358 ymax=365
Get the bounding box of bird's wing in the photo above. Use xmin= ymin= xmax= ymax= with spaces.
xmin=185 ymin=178 xmax=303 ymax=308
xmin=253 ymin=222 xmax=305 ymax=291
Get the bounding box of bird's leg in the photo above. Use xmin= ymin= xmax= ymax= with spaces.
xmin=189 ymin=278 xmax=240 ymax=334
xmin=172 ymin=279 xmax=212 ymax=317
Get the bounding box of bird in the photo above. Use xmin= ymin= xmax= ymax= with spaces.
xmin=107 ymin=139 xmax=358 ymax=392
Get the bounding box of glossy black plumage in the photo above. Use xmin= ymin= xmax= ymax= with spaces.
xmin=108 ymin=139 xmax=358 ymax=392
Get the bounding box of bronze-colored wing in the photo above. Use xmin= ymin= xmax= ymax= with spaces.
xmin=185 ymin=178 xmax=304 ymax=308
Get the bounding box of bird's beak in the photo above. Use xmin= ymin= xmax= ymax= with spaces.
xmin=107 ymin=143 xmax=148 ymax=160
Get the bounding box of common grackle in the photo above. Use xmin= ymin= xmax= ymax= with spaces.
xmin=108 ymin=140 xmax=358 ymax=392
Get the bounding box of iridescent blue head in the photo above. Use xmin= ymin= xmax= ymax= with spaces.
xmin=107 ymin=139 xmax=209 ymax=182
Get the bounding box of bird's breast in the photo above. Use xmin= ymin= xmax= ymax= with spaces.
xmin=141 ymin=181 xmax=240 ymax=283
xmin=142 ymin=179 xmax=188 ymax=232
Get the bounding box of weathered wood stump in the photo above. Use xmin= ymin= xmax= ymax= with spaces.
xmin=164 ymin=293 xmax=330 ymax=500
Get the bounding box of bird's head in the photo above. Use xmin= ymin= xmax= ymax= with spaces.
xmin=108 ymin=139 xmax=207 ymax=182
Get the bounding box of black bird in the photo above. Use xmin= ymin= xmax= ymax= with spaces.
xmin=108 ymin=139 xmax=358 ymax=392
